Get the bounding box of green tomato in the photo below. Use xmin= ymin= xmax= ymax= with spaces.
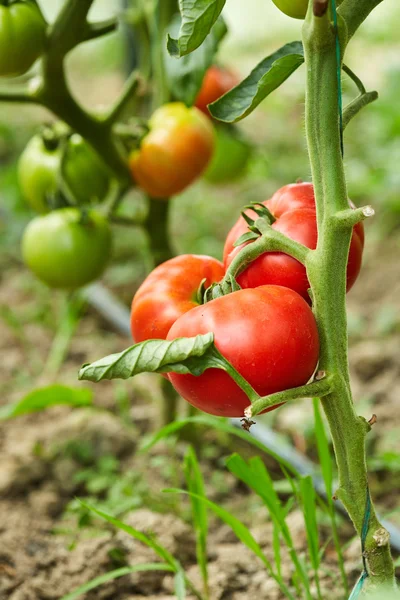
xmin=22 ymin=208 xmax=112 ymax=289
xmin=204 ymin=125 xmax=251 ymax=184
xmin=0 ymin=1 xmax=46 ymax=77
xmin=271 ymin=0 xmax=308 ymax=19
xmin=18 ymin=132 xmax=111 ymax=213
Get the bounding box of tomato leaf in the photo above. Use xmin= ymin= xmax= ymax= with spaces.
xmin=165 ymin=15 xmax=227 ymax=106
xmin=167 ymin=0 xmax=226 ymax=57
xmin=0 ymin=385 xmax=92 ymax=420
xmin=78 ymin=333 xmax=230 ymax=382
xmin=209 ymin=41 xmax=304 ymax=123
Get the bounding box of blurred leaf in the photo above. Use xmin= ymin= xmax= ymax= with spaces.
xmin=79 ymin=333 xmax=222 ymax=382
xmin=166 ymin=15 xmax=227 ymax=106
xmin=167 ymin=0 xmax=226 ymax=57
xmin=209 ymin=42 xmax=304 ymax=123
xmin=174 ymin=569 xmax=186 ymax=600
xmin=184 ymin=447 xmax=208 ymax=594
xmin=60 ymin=564 xmax=174 ymax=600
xmin=313 ymin=398 xmax=333 ymax=500
xmin=0 ymin=385 xmax=92 ymax=420
xmin=140 ymin=415 xmax=298 ymax=475
xmin=299 ymin=476 xmax=320 ymax=572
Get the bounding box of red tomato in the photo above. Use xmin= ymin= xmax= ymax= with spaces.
xmin=167 ymin=285 xmax=320 ymax=417
xmin=129 ymin=103 xmax=215 ymax=198
xmin=195 ymin=66 xmax=239 ymax=117
xmin=130 ymin=254 xmax=224 ymax=342
xmin=224 ymin=182 xmax=364 ymax=300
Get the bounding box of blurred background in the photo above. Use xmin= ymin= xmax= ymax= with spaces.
xmin=0 ymin=1 xmax=399 ymax=599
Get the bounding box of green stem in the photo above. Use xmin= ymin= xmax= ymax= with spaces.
xmin=246 ymin=379 xmax=332 ymax=418
xmin=343 ymin=90 xmax=378 ymax=129
xmin=146 ymin=198 xmax=174 ymax=265
xmin=338 ymin=0 xmax=385 ymax=41
xmin=302 ymin=5 xmax=395 ymax=591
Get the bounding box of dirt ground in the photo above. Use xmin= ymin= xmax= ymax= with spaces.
xmin=0 ymin=237 xmax=399 ymax=600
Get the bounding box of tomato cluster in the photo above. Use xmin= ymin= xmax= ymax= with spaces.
xmin=130 ymin=181 xmax=365 ymax=418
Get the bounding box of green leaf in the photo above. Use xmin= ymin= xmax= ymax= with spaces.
xmin=174 ymin=569 xmax=186 ymax=600
xmin=60 ymin=564 xmax=174 ymax=600
xmin=79 ymin=333 xmax=220 ymax=382
xmin=140 ymin=415 xmax=298 ymax=476
xmin=233 ymin=231 xmax=260 ymax=247
xmin=184 ymin=447 xmax=208 ymax=593
xmin=167 ymin=0 xmax=226 ymax=57
xmin=313 ymin=398 xmax=333 ymax=500
xmin=209 ymin=41 xmax=304 ymax=123
xmin=0 ymin=385 xmax=92 ymax=420
xmin=299 ymin=476 xmax=320 ymax=572
xmin=166 ymin=15 xmax=227 ymax=106
xmin=79 ymin=501 xmax=179 ymax=570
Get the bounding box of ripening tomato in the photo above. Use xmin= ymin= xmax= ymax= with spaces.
xmin=224 ymin=182 xmax=364 ymax=300
xmin=18 ymin=132 xmax=111 ymax=213
xmin=271 ymin=0 xmax=308 ymax=19
xmin=0 ymin=0 xmax=46 ymax=77
xmin=129 ymin=103 xmax=215 ymax=199
xmin=22 ymin=208 xmax=112 ymax=289
xmin=167 ymin=285 xmax=320 ymax=417
xmin=130 ymin=254 xmax=225 ymax=343
xmin=195 ymin=66 xmax=239 ymax=117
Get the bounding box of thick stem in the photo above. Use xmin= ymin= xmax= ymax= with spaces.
xmin=303 ymin=5 xmax=395 ymax=590
xmin=338 ymin=0 xmax=384 ymax=41
xmin=146 ymin=198 xmax=174 ymax=266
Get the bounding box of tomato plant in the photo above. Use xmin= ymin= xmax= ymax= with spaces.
xmin=0 ymin=0 xmax=46 ymax=77
xmin=22 ymin=208 xmax=112 ymax=289
xmin=129 ymin=102 xmax=215 ymax=198
xmin=271 ymin=0 xmax=308 ymax=19
xmin=195 ymin=65 xmax=238 ymax=117
xmin=224 ymin=182 xmax=364 ymax=300
xmin=167 ymin=285 xmax=319 ymax=417
xmin=18 ymin=131 xmax=111 ymax=213
xmin=130 ymin=254 xmax=224 ymax=342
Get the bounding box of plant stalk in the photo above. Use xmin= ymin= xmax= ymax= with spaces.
xmin=302 ymin=4 xmax=395 ymax=591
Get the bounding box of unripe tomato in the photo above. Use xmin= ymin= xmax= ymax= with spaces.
xmin=195 ymin=66 xmax=239 ymax=117
xmin=131 ymin=254 xmax=224 ymax=342
xmin=271 ymin=0 xmax=308 ymax=19
xmin=18 ymin=133 xmax=111 ymax=213
xmin=204 ymin=125 xmax=252 ymax=184
xmin=129 ymin=103 xmax=215 ymax=199
xmin=0 ymin=1 xmax=46 ymax=77
xmin=224 ymin=182 xmax=364 ymax=300
xmin=22 ymin=208 xmax=112 ymax=289
xmin=167 ymin=285 xmax=320 ymax=417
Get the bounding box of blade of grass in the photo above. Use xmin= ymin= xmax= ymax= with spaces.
xmin=313 ymin=398 xmax=348 ymax=596
xmin=299 ymin=475 xmax=322 ymax=600
xmin=60 ymin=563 xmax=174 ymax=600
xmin=184 ymin=447 xmax=209 ymax=599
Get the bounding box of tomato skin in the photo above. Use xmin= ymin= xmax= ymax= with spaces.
xmin=130 ymin=254 xmax=224 ymax=343
xmin=22 ymin=208 xmax=112 ymax=289
xmin=18 ymin=133 xmax=111 ymax=213
xmin=195 ymin=66 xmax=239 ymax=117
xmin=0 ymin=1 xmax=46 ymax=77
xmin=224 ymin=182 xmax=364 ymax=300
xmin=129 ymin=103 xmax=215 ymax=199
xmin=167 ymin=285 xmax=320 ymax=417
xmin=271 ymin=0 xmax=308 ymax=19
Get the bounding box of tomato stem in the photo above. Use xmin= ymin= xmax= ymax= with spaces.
xmin=303 ymin=1 xmax=396 ymax=590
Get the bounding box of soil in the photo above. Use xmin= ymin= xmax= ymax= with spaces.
xmin=1 ymin=238 xmax=399 ymax=600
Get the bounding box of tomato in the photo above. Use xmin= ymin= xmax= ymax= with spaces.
xmin=21 ymin=208 xmax=112 ymax=289
xmin=195 ymin=66 xmax=239 ymax=117
xmin=271 ymin=0 xmax=308 ymax=19
xmin=167 ymin=285 xmax=319 ymax=417
xmin=130 ymin=254 xmax=224 ymax=343
xmin=0 ymin=1 xmax=46 ymax=77
xmin=204 ymin=125 xmax=252 ymax=184
xmin=18 ymin=132 xmax=111 ymax=213
xmin=129 ymin=103 xmax=215 ymax=199
xmin=224 ymin=182 xmax=364 ymax=300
